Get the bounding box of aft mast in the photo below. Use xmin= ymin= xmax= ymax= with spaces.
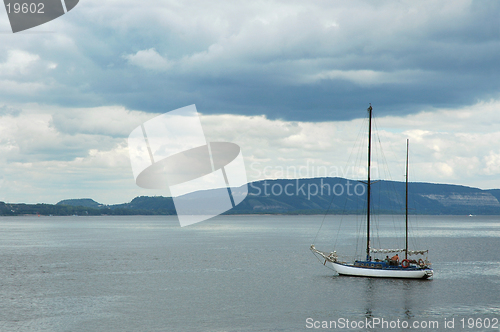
xmin=366 ymin=104 xmax=372 ymax=261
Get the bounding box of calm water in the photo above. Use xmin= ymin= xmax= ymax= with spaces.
xmin=0 ymin=215 xmax=499 ymax=331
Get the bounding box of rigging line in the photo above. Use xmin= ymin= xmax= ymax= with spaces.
xmin=366 ymin=116 xmax=384 ymax=253
xmin=373 ymin=117 xmax=399 ymax=181
xmin=310 ymin=250 xmax=336 ymax=271
xmin=351 ymin=122 xmax=369 ymax=256
xmin=313 ymin=208 xmax=330 ymax=245
xmin=373 ymin=117 xmax=406 ymax=186
xmin=372 ymin=117 xmax=406 ymax=249
xmin=314 ymin=115 xmax=368 ymax=248
xmin=355 ymin=213 xmax=365 ymax=258
xmin=407 ymin=146 xmax=422 ymax=250
xmin=333 ymin=116 xmax=369 ymax=251
xmin=347 ymin=114 xmax=371 ymax=256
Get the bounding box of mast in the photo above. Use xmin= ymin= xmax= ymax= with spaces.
xmin=405 ymin=139 xmax=409 ymax=260
xmin=366 ymin=104 xmax=372 ymax=261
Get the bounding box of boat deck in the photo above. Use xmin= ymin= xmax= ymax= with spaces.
xmin=353 ymin=260 xmax=426 ymax=271
xmin=333 ymin=261 xmax=433 ymax=279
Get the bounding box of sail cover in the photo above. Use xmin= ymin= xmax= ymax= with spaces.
xmin=370 ymin=248 xmax=428 ymax=255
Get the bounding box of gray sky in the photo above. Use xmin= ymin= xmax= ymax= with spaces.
xmin=0 ymin=0 xmax=499 ymax=204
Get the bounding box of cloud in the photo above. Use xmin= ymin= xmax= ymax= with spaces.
xmin=0 ymin=80 xmax=47 ymax=95
xmin=0 ymin=105 xmax=21 ymax=116
xmin=0 ymin=106 xmax=147 ymax=204
xmin=1 ymin=0 xmax=498 ymax=120
xmin=483 ymin=152 xmax=500 ymax=176
xmin=1 ymin=99 xmax=500 ymax=204
xmin=124 ymin=48 xmax=172 ymax=71
xmin=1 ymin=1 xmax=500 ymax=204
xmin=0 ymin=50 xmax=40 ymax=76
xmin=301 ymin=69 xmax=431 ymax=86
xmin=50 ymin=105 xmax=154 ymax=137
xmin=202 ymin=99 xmax=500 ymax=190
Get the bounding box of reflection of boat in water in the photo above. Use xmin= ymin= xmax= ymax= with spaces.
xmin=311 ymin=105 xmax=433 ymax=279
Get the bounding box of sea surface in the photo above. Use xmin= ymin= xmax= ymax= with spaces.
xmin=0 ymin=215 xmax=499 ymax=332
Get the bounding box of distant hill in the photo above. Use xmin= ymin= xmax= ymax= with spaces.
xmin=1 ymin=177 xmax=499 ymax=216
xmin=57 ymin=198 xmax=103 ymax=208
xmin=57 ymin=196 xmax=176 ymax=214
xmin=227 ymin=178 xmax=500 ymax=215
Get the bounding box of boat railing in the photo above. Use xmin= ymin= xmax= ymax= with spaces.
xmin=310 ymin=245 xmax=338 ymax=262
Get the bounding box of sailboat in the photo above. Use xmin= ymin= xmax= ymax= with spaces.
xmin=311 ymin=105 xmax=433 ymax=279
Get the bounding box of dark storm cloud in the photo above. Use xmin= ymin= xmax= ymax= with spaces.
xmin=0 ymin=0 xmax=499 ymax=121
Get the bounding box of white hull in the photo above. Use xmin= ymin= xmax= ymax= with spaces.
xmin=332 ymin=262 xmax=433 ymax=279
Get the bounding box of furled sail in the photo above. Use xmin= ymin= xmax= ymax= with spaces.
xmin=370 ymin=248 xmax=428 ymax=255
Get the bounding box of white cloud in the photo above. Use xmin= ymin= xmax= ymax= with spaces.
xmin=0 ymin=80 xmax=47 ymax=95
xmin=482 ymin=152 xmax=500 ymax=176
xmin=386 ymin=100 xmax=500 ymax=133
xmin=200 ymin=99 xmax=500 ymax=190
xmin=124 ymin=48 xmax=172 ymax=71
xmin=2 ymin=99 xmax=500 ymax=204
xmin=0 ymin=50 xmax=40 ymax=76
xmin=50 ymin=105 xmax=154 ymax=137
xmin=0 ymin=0 xmax=499 ymax=203
xmin=302 ymin=69 xmax=430 ymax=86
xmin=0 ymin=50 xmax=60 ymax=98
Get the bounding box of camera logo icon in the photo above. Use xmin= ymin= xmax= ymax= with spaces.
xmin=128 ymin=105 xmax=248 ymax=227
xmin=4 ymin=0 xmax=79 ymax=33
